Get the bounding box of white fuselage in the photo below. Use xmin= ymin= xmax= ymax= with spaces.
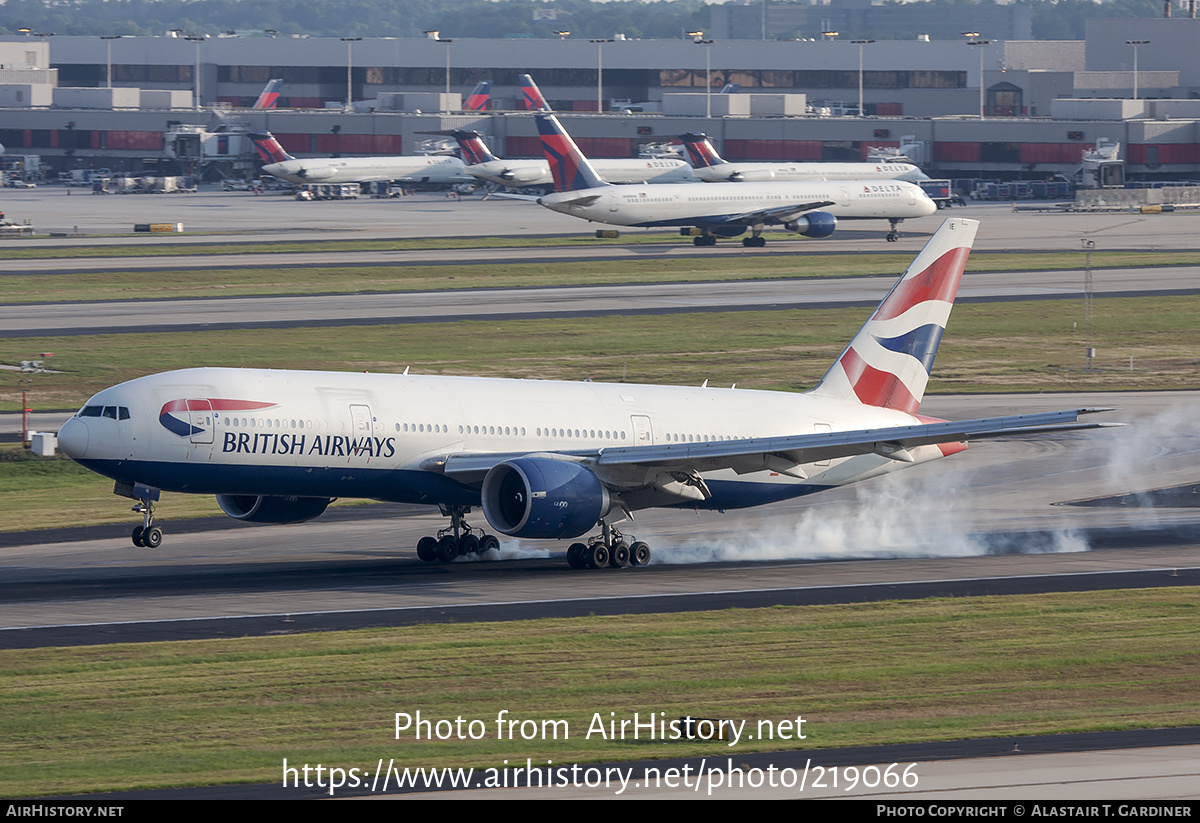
xmin=261 ymin=155 xmax=472 ymax=185
xmin=57 ymin=368 xmax=938 ymax=511
xmin=692 ymin=161 xmax=928 ymax=183
xmin=538 ymin=179 xmax=937 ymax=228
xmin=467 ymin=157 xmax=695 ymax=188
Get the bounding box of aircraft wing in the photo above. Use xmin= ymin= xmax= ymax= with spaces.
xmin=436 ymin=408 xmax=1118 ymax=481
xmin=712 ymin=200 xmax=836 ymax=226
xmin=591 ymin=408 xmax=1117 ymax=475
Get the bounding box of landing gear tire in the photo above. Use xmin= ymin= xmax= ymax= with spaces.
xmin=608 ymin=541 xmax=630 ymax=568
xmin=567 ymin=542 xmax=588 ymax=569
xmin=629 ymin=541 xmax=651 ymax=566
xmin=437 ymin=535 xmax=460 ymax=563
xmin=886 ymin=232 xmax=899 ymax=242
xmin=142 ymin=526 xmax=163 ymax=549
xmin=459 ymin=533 xmax=480 ymax=555
xmin=479 ymin=534 xmax=500 ymax=555
xmin=742 ymin=236 xmax=766 ymax=248
xmin=586 ymin=543 xmax=610 ymax=569
xmin=693 ymin=235 xmax=717 ymax=247
xmin=131 ymin=526 xmax=144 ymax=547
xmin=417 ymin=536 xmax=438 ymax=562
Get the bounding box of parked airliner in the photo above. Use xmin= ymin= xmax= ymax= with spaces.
xmin=680 ymin=133 xmax=929 ymax=183
xmin=249 ymin=131 xmax=472 ymax=186
xmin=531 ymin=114 xmax=937 ymax=245
xmin=452 ymin=129 xmax=694 ymax=188
xmin=57 ymin=218 xmax=1114 ymax=570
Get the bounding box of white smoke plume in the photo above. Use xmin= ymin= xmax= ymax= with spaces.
xmin=655 ymin=469 xmax=1088 ymax=565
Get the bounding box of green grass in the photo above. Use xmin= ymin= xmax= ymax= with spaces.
xmin=1 ymin=588 xmax=1196 ymax=796
xmin=4 ymin=251 xmax=1199 ymax=305
xmin=3 ymin=295 xmax=1196 ymax=412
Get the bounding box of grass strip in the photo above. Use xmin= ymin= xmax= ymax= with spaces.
xmin=0 ymin=588 xmax=1195 ymax=796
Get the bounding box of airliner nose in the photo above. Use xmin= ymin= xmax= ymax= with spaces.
xmin=58 ymin=417 xmax=88 ymax=459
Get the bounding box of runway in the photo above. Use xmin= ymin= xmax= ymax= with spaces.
xmin=5 ymin=266 xmax=1198 ymax=338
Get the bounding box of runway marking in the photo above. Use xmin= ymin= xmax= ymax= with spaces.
xmin=4 ymin=565 xmax=1194 ymax=633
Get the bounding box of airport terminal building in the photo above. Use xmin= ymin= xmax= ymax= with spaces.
xmin=1 ymin=17 xmax=1199 ymax=180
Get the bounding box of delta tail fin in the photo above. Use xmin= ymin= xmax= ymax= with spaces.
xmin=248 ymin=131 xmax=294 ymax=164
xmin=520 ymin=74 xmax=551 ymax=112
xmin=536 ymin=113 xmax=607 ymax=193
xmin=252 ymin=79 xmax=283 ymax=110
xmin=678 ymin=133 xmax=726 ymax=169
xmin=810 ymin=218 xmax=979 ymax=414
xmin=463 ymin=81 xmax=491 ymax=111
xmin=450 ymin=130 xmax=498 ymax=165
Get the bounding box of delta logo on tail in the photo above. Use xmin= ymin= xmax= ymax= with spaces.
xmin=678 ymin=133 xmax=722 ymax=168
xmin=159 ymin=399 xmax=277 ymax=437
xmin=520 ymin=73 xmax=550 ymax=111
xmin=248 ymin=131 xmax=293 ymax=165
xmin=463 ymin=81 xmax=491 ymax=111
xmin=451 ymin=130 xmax=496 ymax=165
xmin=535 ymin=115 xmax=604 ymax=193
xmin=252 ymin=79 xmax=283 ymax=110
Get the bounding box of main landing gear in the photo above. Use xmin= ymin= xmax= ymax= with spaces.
xmin=416 ymin=505 xmax=500 ymax=563
xmin=692 ymin=234 xmax=718 ymax=247
xmin=886 ymin=218 xmax=903 ymax=242
xmin=565 ymin=524 xmax=651 ymax=570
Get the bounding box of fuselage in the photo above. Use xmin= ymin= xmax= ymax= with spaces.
xmin=468 ymin=157 xmax=695 ymax=187
xmin=691 ymin=161 xmax=928 ymax=183
xmin=57 ymin=367 xmax=943 ymax=512
xmin=538 ymin=179 xmax=937 ymax=228
xmin=261 ymin=155 xmax=472 ymax=185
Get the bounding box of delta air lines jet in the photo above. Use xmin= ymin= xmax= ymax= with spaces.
xmin=680 ymin=133 xmax=929 ymax=184
xmin=58 ymin=218 xmax=1115 ymax=569
xmin=453 ymin=129 xmax=694 ymax=188
xmin=532 ymin=114 xmax=937 ymax=245
xmin=250 ymin=131 xmax=472 ymax=186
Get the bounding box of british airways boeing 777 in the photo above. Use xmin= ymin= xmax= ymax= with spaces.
xmin=57 ymin=218 xmax=1114 ymax=569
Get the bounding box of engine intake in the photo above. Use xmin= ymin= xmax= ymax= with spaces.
xmin=216 ymin=494 xmax=332 ymax=524
xmin=481 ymin=457 xmax=611 ymax=539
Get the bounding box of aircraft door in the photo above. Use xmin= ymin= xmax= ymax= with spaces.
xmin=631 ymin=415 xmax=653 ymax=446
xmin=350 ymin=404 xmax=374 ymax=439
xmin=188 ymin=399 xmax=214 ymax=445
xmin=814 ymin=422 xmax=832 ymax=466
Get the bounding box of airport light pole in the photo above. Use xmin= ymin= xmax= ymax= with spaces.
xmin=341 ymin=37 xmax=361 ymax=113
xmin=852 ymin=39 xmax=873 ymax=116
xmin=590 ymin=39 xmax=613 ymax=112
xmin=963 ymin=34 xmax=990 ymax=120
xmin=1126 ymin=40 xmax=1149 ymax=100
xmin=692 ymin=35 xmax=714 ymax=119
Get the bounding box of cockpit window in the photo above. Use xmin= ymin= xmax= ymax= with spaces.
xmin=77 ymin=405 xmax=129 ymax=419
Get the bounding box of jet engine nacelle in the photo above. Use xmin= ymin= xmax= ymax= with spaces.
xmin=481 ymin=456 xmax=611 ymax=539
xmin=728 ymin=168 xmax=776 ymax=182
xmin=785 ymin=211 xmax=837 ymax=238
xmin=500 ymin=166 xmax=545 ymax=185
xmin=296 ymin=167 xmax=338 ymax=182
xmin=216 ymin=494 xmax=333 ymax=524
